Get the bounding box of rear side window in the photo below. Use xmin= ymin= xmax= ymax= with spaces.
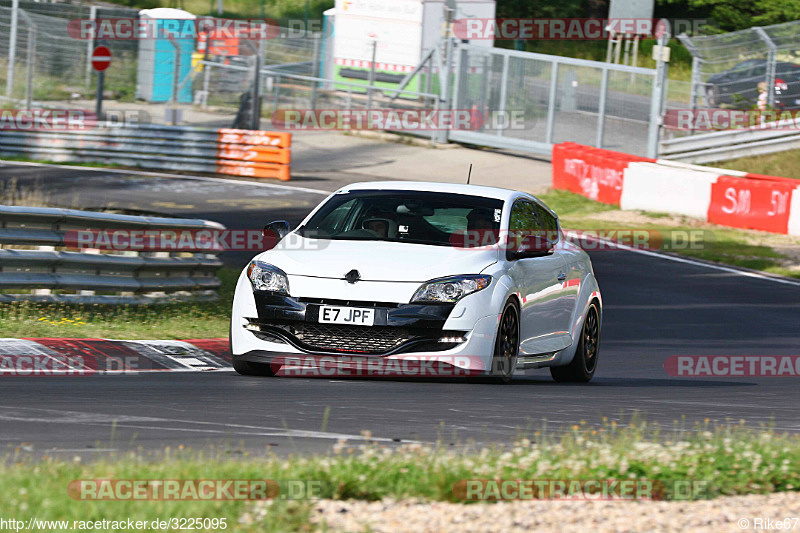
xmin=509 ymin=201 xmax=543 ymax=233
xmin=532 ymin=202 xmax=559 ymax=241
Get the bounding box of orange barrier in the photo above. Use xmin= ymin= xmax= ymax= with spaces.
xmin=215 ymin=129 xmax=291 ymax=180
xmin=552 ymin=142 xmax=800 ymax=236
xmin=708 ymin=175 xmax=794 ymax=234
xmin=551 ymin=142 xmax=654 ymax=205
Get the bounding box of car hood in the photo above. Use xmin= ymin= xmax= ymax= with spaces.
xmin=258 ymin=237 xmax=499 ymax=282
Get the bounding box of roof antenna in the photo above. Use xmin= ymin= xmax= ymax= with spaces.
xmin=467 ymin=163 xmax=473 ymax=184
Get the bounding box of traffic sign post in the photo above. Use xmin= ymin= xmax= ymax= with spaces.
xmin=92 ymin=45 xmax=112 ymax=120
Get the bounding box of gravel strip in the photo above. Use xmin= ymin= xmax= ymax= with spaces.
xmin=310 ymin=492 xmax=800 ymax=532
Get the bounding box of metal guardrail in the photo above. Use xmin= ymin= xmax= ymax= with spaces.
xmin=0 ymin=205 xmax=225 ymax=304
xmin=0 ymin=124 xmax=292 ymax=180
xmin=659 ymin=116 xmax=800 ymax=163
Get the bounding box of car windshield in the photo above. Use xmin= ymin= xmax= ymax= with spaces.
xmin=298 ymin=190 xmax=504 ymax=247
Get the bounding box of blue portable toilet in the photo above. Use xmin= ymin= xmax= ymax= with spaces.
xmin=135 ymin=8 xmax=196 ymax=103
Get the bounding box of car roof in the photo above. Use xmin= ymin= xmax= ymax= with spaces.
xmin=336 ymin=181 xmax=525 ymax=203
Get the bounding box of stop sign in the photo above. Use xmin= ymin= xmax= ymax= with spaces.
xmin=91 ymin=46 xmax=112 ymax=72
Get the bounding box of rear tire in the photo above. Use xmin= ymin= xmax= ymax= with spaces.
xmin=490 ymin=300 xmax=520 ymax=384
xmin=550 ymin=303 xmax=600 ymax=383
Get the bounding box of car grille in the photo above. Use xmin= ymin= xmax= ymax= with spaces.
xmin=272 ymin=323 xmax=412 ymax=354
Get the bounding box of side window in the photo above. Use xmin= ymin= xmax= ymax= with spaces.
xmin=313 ymin=199 xmax=356 ymax=234
xmin=532 ymin=202 xmax=559 ymax=243
xmin=509 ymin=201 xmax=544 ymax=251
xmin=509 ymin=201 xmax=542 ymax=232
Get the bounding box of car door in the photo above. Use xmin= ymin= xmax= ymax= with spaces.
xmin=506 ymin=199 xmax=572 ymax=355
xmin=729 ymin=60 xmax=759 ymax=104
xmin=532 ymin=201 xmax=584 ymax=331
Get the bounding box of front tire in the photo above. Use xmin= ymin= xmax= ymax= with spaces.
xmin=550 ymin=303 xmax=600 ymax=383
xmin=490 ymin=300 xmax=520 ymax=383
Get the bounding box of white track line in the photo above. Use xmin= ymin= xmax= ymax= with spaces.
xmin=0 ymin=159 xmax=331 ymax=196
xmin=566 ymin=230 xmax=800 ymax=288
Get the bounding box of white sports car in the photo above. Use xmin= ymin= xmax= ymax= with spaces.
xmin=230 ymin=182 xmax=602 ymax=383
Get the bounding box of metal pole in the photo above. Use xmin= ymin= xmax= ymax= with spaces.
xmin=647 ymin=27 xmax=669 ymax=158
xmin=25 ymin=23 xmax=34 ymax=109
xmin=496 ymin=53 xmax=509 ymax=137
xmin=6 ymin=0 xmax=19 ymax=98
xmin=252 ymin=42 xmax=262 ymax=130
xmin=273 ymin=74 xmax=281 ymax=111
xmin=310 ymin=33 xmax=320 ymax=110
xmin=545 ymin=61 xmax=559 ymax=145
xmin=85 ymin=6 xmax=97 ymax=87
xmin=754 ymin=27 xmax=777 ymax=108
xmin=95 ymin=70 xmax=104 ymax=119
xmin=596 ymin=67 xmax=608 ymax=148
xmin=367 ymin=40 xmax=377 ymax=109
xmin=691 ymin=56 xmax=701 ymax=110
xmin=202 ymin=61 xmax=211 ymax=109
xmin=168 ymin=36 xmax=181 ymax=125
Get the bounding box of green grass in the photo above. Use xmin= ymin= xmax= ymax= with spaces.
xmin=2 ymin=419 xmax=800 ymax=532
xmin=537 ymin=189 xmax=800 ymax=279
xmin=0 ymin=268 xmax=237 ymax=339
xmin=714 ymin=150 xmax=800 ymax=180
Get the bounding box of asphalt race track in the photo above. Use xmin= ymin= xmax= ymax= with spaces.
xmin=1 ymin=162 xmax=799 ymax=456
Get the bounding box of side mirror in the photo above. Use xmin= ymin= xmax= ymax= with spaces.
xmin=263 ymin=220 xmax=291 ymax=241
xmin=506 ymin=234 xmax=554 ymax=261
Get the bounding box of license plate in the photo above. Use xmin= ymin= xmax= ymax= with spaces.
xmin=318 ymin=306 xmax=375 ymax=326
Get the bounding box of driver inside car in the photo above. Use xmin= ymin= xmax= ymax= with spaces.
xmin=362 ymin=217 xmax=399 ymax=239
xmin=466 ymin=208 xmax=498 ymax=245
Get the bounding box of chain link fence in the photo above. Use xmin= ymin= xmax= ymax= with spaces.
xmin=680 ymin=21 xmax=800 ymax=111
xmin=1 ymin=4 xmax=679 ymax=158
xmin=450 ymin=44 xmax=666 ymax=157
xmin=1 ymin=3 xmax=138 ymax=107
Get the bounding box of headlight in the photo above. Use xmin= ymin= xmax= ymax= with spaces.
xmin=247 ymin=261 xmax=290 ymax=294
xmin=411 ymin=275 xmax=491 ymax=303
